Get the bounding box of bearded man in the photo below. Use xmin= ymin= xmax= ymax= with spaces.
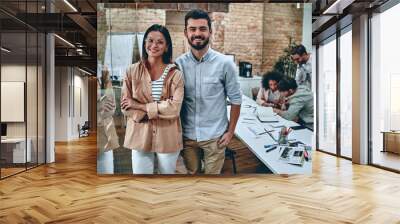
xmin=175 ymin=9 xmax=242 ymax=174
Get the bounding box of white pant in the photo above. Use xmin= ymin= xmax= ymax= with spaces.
xmin=98 ymin=150 xmax=114 ymax=174
xmin=131 ymin=150 xmax=180 ymax=174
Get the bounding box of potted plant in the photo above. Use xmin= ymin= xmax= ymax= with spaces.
xmin=273 ymin=37 xmax=298 ymax=79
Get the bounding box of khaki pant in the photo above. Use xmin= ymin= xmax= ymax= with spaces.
xmin=181 ymin=137 xmax=226 ymax=174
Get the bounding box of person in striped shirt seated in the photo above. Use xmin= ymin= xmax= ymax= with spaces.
xmin=121 ymin=24 xmax=184 ymax=174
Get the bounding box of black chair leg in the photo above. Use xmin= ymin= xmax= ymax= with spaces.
xmin=226 ymin=148 xmax=237 ymax=174
xmin=231 ymin=152 xmax=237 ymax=174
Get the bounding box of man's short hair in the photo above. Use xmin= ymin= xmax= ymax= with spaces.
xmin=291 ymin=44 xmax=307 ymax=56
xmin=278 ymin=77 xmax=298 ymax=92
xmin=185 ymin=9 xmax=212 ymax=30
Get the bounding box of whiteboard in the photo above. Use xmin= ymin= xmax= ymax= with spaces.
xmin=1 ymin=82 xmax=25 ymax=122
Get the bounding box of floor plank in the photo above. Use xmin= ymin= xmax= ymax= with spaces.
xmin=1 ymin=134 xmax=400 ymax=223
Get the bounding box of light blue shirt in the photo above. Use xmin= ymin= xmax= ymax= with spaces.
xmin=176 ymin=48 xmax=242 ymax=141
xmin=295 ymin=57 xmax=312 ymax=90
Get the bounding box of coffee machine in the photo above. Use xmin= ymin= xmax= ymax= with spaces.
xmin=239 ymin=61 xmax=252 ymax=78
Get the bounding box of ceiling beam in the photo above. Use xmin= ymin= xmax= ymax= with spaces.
xmin=67 ymin=13 xmax=97 ymax=39
xmin=55 ymin=55 xmax=96 ymax=69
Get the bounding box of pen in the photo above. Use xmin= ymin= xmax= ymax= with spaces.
xmin=265 ymin=145 xmax=277 ymax=153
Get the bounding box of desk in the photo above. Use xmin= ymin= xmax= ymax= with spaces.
xmin=381 ymin=131 xmax=400 ymax=154
xmin=1 ymin=138 xmax=32 ymax=163
xmin=229 ymin=95 xmax=313 ymax=174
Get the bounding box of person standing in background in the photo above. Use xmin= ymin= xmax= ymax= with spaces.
xmin=291 ymin=44 xmax=312 ymax=90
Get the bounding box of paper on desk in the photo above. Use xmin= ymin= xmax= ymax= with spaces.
xmin=256 ymin=105 xmax=275 ymax=116
xmin=247 ymin=126 xmax=258 ymax=136
xmin=246 ymin=125 xmax=269 ymax=137
xmin=256 ymin=106 xmax=279 ymax=122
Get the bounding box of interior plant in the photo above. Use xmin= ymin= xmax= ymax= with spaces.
xmin=273 ymin=37 xmax=298 ymax=79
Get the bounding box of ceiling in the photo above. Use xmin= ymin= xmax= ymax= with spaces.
xmin=0 ymin=0 xmax=394 ymax=74
xmin=311 ymin=0 xmax=390 ymax=43
xmin=0 ymin=0 xmax=98 ymax=74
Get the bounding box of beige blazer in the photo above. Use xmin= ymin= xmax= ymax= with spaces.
xmin=121 ymin=61 xmax=184 ymax=153
xmin=256 ymin=87 xmax=284 ymax=107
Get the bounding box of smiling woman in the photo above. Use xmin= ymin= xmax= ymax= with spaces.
xmin=119 ymin=24 xmax=185 ymax=175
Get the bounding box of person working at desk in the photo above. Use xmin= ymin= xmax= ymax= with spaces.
xmin=256 ymin=70 xmax=285 ymax=108
xmin=291 ymin=44 xmax=312 ymax=90
xmin=273 ymin=78 xmax=314 ymax=130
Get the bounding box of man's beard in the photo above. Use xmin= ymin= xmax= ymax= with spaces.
xmin=188 ymin=36 xmax=209 ymax=50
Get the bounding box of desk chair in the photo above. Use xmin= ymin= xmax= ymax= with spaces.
xmin=225 ymin=147 xmax=237 ymax=174
xmin=79 ymin=121 xmax=90 ymax=138
xmin=251 ymin=87 xmax=260 ymax=101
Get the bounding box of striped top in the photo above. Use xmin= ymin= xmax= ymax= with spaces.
xmin=151 ymin=64 xmax=173 ymax=102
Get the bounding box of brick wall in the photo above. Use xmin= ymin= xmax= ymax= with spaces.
xmin=211 ymin=12 xmax=225 ymax=53
xmin=98 ymin=3 xmax=304 ymax=75
xmin=262 ymin=3 xmax=303 ymax=74
xmin=97 ymin=4 xmax=107 ymax=62
xmin=107 ymin=8 xmax=166 ymax=33
xmin=165 ymin=11 xmax=188 ymax=60
xmin=220 ymin=3 xmax=264 ymax=75
xmin=97 ymin=6 xmax=165 ymax=62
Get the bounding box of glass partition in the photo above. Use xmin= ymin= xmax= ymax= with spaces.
xmin=339 ymin=28 xmax=352 ymax=159
xmin=370 ymin=4 xmax=400 ymax=171
xmin=1 ymin=30 xmax=28 ymax=177
xmin=0 ymin=1 xmax=46 ymax=179
xmin=317 ymin=35 xmax=337 ymax=155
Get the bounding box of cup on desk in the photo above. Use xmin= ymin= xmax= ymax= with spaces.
xmin=278 ymin=127 xmax=291 ymax=145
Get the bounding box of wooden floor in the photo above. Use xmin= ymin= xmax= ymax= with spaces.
xmin=1 ymin=134 xmax=400 ymax=223
xmin=372 ymin=150 xmax=400 ymax=171
xmin=0 ymin=167 xmax=26 ymax=177
xmin=98 ymin=135 xmax=269 ymax=175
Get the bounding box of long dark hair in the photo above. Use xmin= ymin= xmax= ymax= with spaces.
xmin=142 ymin=24 xmax=173 ymax=64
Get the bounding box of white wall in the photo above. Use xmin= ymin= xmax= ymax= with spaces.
xmin=1 ymin=65 xmax=26 ymax=139
xmin=1 ymin=63 xmax=46 ymax=164
xmin=54 ymin=66 xmax=68 ymax=141
xmin=54 ymin=67 xmax=89 ymax=141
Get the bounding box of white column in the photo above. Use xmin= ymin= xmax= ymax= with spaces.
xmin=352 ymin=14 xmax=369 ymax=164
xmin=45 ymin=0 xmax=55 ymax=163
xmin=46 ymin=33 xmax=55 ymax=163
xmin=312 ymin=45 xmax=317 ymax=150
xmin=302 ymin=3 xmax=312 ymax=52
